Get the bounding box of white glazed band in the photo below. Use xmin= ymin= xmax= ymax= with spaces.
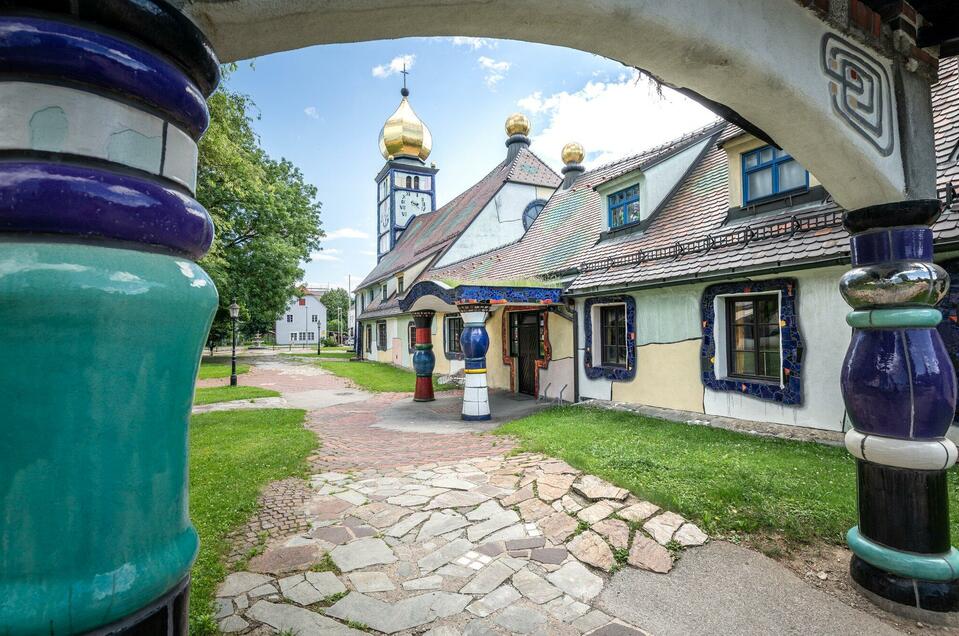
xmin=845 ymin=429 xmax=958 ymax=470
xmin=0 ymin=82 xmax=198 ymax=192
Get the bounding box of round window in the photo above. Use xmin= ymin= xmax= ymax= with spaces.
xmin=522 ymin=199 xmax=547 ymax=230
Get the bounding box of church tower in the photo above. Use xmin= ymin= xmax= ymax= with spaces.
xmin=375 ymin=81 xmax=438 ymax=260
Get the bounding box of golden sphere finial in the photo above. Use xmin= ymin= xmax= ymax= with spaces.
xmin=505 ymin=113 xmax=530 ymax=137
xmin=561 ymin=142 xmax=585 ymax=165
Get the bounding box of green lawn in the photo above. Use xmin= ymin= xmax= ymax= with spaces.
xmin=496 ymin=406 xmax=959 ymax=547
xmin=194 ymin=385 xmax=281 ymax=405
xmin=188 ymin=409 xmax=316 ymax=634
xmin=313 ymin=359 xmax=459 ymax=393
xmin=197 ymin=361 xmax=250 ymax=380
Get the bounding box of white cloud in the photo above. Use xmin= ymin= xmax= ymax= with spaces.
xmin=360 ymin=250 xmax=377 ymax=257
xmin=372 ymin=54 xmax=414 ymax=79
xmin=451 ymin=37 xmax=495 ymax=50
xmin=304 ymin=106 xmax=320 ymax=119
xmin=478 ymin=56 xmax=511 ymax=89
xmin=311 ymin=253 xmax=340 ymax=262
xmin=324 ymin=227 xmax=370 ymax=240
xmin=520 ymin=70 xmax=718 ymax=169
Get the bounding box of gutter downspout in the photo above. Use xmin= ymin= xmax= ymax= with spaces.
xmin=571 ymin=302 xmax=580 ymax=403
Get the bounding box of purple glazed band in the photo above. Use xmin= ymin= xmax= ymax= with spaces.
xmin=0 ymin=161 xmax=214 ymax=260
xmin=0 ymin=16 xmax=209 ymax=138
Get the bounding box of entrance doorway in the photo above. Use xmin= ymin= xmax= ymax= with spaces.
xmin=516 ymin=312 xmax=541 ymax=396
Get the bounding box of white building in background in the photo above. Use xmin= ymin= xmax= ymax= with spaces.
xmin=275 ymin=287 xmax=328 ymax=345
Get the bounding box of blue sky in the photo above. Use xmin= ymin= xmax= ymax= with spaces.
xmin=227 ymin=37 xmax=715 ymax=292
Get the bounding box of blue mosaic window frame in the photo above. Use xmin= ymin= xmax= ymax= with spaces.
xmin=936 ymin=259 xmax=959 ymax=423
xmin=700 ymin=278 xmax=803 ymax=405
xmin=583 ymin=295 xmax=637 ymax=381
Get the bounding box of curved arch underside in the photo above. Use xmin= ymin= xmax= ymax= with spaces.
xmin=179 ymin=0 xmax=935 ymax=210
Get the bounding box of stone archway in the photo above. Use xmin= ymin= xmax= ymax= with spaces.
xmin=179 ymin=0 xmax=936 ymax=210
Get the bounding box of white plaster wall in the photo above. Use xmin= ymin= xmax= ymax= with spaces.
xmin=275 ymin=296 xmax=326 ymax=344
xmin=436 ymin=183 xmax=541 ymax=267
xmin=540 ymin=357 xmax=575 ymax=402
xmin=635 ymin=285 xmax=705 ymax=345
xmin=575 ymin=298 xmax=613 ymax=401
xmin=640 ymin=138 xmax=711 ymax=221
xmin=703 ymin=266 xmax=851 ymax=431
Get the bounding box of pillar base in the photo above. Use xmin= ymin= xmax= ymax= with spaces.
xmin=84 ymin=576 xmax=189 ymax=635
xmin=462 ymin=413 xmax=492 ymax=422
xmin=851 ymin=556 xmax=959 ymax=624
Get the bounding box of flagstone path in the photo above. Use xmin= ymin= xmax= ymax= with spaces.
xmin=209 ymin=353 xmax=909 ymax=635
xmin=215 ymin=452 xmax=705 ymax=635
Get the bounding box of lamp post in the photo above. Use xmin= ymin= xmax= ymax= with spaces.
xmin=229 ymin=298 xmax=240 ymax=387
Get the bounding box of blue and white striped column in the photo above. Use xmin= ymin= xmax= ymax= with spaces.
xmin=459 ymin=303 xmax=492 ymax=421
xmin=840 ymin=200 xmax=959 ymax=619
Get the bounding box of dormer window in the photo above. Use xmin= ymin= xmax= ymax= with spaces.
xmin=608 ymin=185 xmax=640 ymax=229
xmin=381 ymin=285 xmax=387 ymax=301
xmin=742 ymin=145 xmax=807 ymax=204
xmin=398 ymin=274 xmax=404 ymax=294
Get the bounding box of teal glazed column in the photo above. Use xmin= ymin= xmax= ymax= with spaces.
xmin=460 ymin=303 xmax=492 ymax=420
xmin=0 ymin=3 xmax=220 ymax=634
xmin=412 ymin=310 xmax=436 ymax=401
xmin=840 ymin=200 xmax=959 ymax=619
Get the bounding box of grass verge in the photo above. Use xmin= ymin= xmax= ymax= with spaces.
xmin=189 ymin=408 xmax=316 ymax=634
xmin=312 ymin=359 xmax=458 ymax=393
xmin=194 ymin=385 xmax=281 ymax=405
xmin=198 ymin=362 xmax=250 ymax=380
xmin=495 ymin=405 xmax=959 ymax=547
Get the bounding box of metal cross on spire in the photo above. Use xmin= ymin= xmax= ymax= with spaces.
xmin=400 ymin=63 xmax=410 ymax=97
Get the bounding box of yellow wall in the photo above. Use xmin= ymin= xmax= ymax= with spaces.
xmin=486 ymin=309 xmax=511 ymax=390
xmin=548 ymin=312 xmax=573 ymax=360
xmin=611 ymin=339 xmax=705 ymax=413
xmin=724 ymin=134 xmax=821 ymax=208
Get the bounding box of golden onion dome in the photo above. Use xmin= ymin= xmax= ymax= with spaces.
xmin=561 ymin=142 xmax=585 ymax=165
xmin=378 ymin=91 xmax=432 ymax=161
xmin=505 ymin=113 xmax=531 ymax=137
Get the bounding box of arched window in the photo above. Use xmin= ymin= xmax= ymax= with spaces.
xmin=522 ymin=199 xmax=547 ymax=230
xmin=414 ymin=176 xmax=420 ymax=189
xmin=406 ymin=175 xmax=412 ymax=188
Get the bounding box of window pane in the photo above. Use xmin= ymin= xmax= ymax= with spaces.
xmin=760 ymin=147 xmax=774 ymax=163
xmin=734 ymin=351 xmax=756 ymax=375
xmin=748 ymin=168 xmax=773 ymax=200
xmin=732 ymin=301 xmax=754 ymax=324
xmin=744 ymin=152 xmax=759 ymax=169
xmin=611 ymin=206 xmax=625 ymax=227
xmin=778 ymin=159 xmax=806 ymax=191
xmin=762 ymin=351 xmax=780 ymax=377
xmin=627 ymin=200 xmax=641 ymax=223
xmin=733 ymin=325 xmax=754 ymax=351
xmin=757 ymin=299 xmax=778 ymax=324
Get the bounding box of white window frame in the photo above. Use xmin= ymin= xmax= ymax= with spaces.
xmin=589 ymin=302 xmax=627 ymax=368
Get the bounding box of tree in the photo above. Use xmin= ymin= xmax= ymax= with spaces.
xmin=196 ymin=78 xmax=324 ymax=344
xmin=321 ymin=288 xmax=351 ymax=338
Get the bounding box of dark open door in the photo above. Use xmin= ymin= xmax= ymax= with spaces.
xmin=517 ymin=312 xmax=540 ymax=396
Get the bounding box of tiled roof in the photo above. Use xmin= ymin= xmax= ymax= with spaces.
xmin=435 ymin=57 xmax=959 ymax=293
xmin=356 ymin=147 xmax=559 ymax=290
xmin=428 ymin=120 xmax=727 ymax=282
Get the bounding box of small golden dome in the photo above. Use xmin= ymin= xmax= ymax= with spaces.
xmin=505 ymin=113 xmax=530 ymax=137
xmin=561 ymin=142 xmax=585 ymax=165
xmin=379 ymin=93 xmax=432 ymax=161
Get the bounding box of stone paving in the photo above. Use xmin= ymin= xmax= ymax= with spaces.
xmin=215 ymin=452 xmax=708 ymax=635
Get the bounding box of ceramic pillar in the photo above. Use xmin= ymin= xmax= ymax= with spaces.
xmin=412 ymin=310 xmax=436 ymax=401
xmin=0 ymin=5 xmax=219 ymax=634
xmin=840 ymin=200 xmax=959 ymax=619
xmin=459 ymin=303 xmax=492 ymax=421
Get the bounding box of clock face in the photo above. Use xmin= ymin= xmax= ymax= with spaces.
xmin=378 ymin=199 xmax=390 ymax=232
xmin=395 ymin=191 xmax=431 ymax=225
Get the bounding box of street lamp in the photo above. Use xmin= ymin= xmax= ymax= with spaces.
xmin=229 ymin=298 xmax=240 ymax=387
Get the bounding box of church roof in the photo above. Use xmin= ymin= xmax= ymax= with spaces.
xmin=356 ymin=146 xmax=559 ymax=291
